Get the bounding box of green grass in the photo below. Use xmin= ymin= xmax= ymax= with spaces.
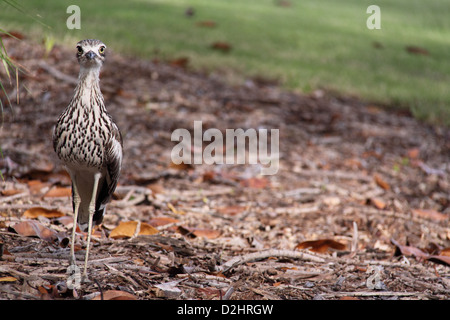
xmin=1 ymin=0 xmax=450 ymax=124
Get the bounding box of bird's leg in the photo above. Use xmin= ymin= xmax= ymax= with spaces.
xmin=82 ymin=173 xmax=101 ymax=280
xmin=70 ymin=180 xmax=81 ymax=266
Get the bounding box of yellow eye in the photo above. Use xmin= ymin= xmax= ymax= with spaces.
xmin=99 ymin=46 xmax=105 ymax=54
xmin=76 ymin=46 xmax=83 ymax=55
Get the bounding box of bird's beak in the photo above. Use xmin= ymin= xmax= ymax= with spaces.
xmin=85 ymin=51 xmax=96 ymax=60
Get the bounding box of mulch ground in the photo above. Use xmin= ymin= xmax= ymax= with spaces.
xmin=0 ymin=36 xmax=449 ymax=300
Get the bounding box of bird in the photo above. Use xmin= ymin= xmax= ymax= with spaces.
xmin=53 ymin=39 xmax=123 ymax=279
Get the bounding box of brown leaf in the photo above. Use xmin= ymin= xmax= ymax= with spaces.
xmin=407 ymin=148 xmax=420 ymax=159
xmin=211 ymin=42 xmax=232 ymax=52
xmin=340 ymin=296 xmax=360 ymax=300
xmin=92 ymin=290 xmax=137 ymax=300
xmin=295 ymin=239 xmax=346 ymax=253
xmin=0 ymin=276 xmax=17 ymax=282
xmin=109 ymin=221 xmax=138 ymax=239
xmin=201 ymin=171 xmax=216 ymax=182
xmin=392 ymin=240 xmax=450 ymax=266
xmin=196 ymin=20 xmax=217 ymax=28
xmin=440 ymin=247 xmax=450 ymax=257
xmin=193 ymin=228 xmax=221 ymax=239
xmin=138 ymin=222 xmax=159 ymax=236
xmin=109 ymin=221 xmax=159 ymax=239
xmin=391 ymin=238 xmax=429 ymax=259
xmin=43 ymin=186 xmax=71 ymax=198
xmin=275 ymin=0 xmax=292 ymax=7
xmin=176 ymin=226 xmax=196 ymax=238
xmin=169 ymin=57 xmax=189 ymax=68
xmin=146 ymin=183 xmax=165 ymax=194
xmin=217 ymin=205 xmax=246 ymax=216
xmin=427 ymin=255 xmax=450 ymax=266
xmin=176 ymin=226 xmax=221 ymax=239
xmin=1 ymin=189 xmax=24 ymax=196
xmin=240 ymin=177 xmax=269 ymax=189
xmin=27 ymin=180 xmax=50 ymax=194
xmin=412 ymin=209 xmax=447 ymax=222
xmin=406 ymin=45 xmax=429 ymax=56
xmin=23 ymin=207 xmax=65 ymax=219
xmin=56 ymin=215 xmax=74 ymax=227
xmin=0 ymin=30 xmax=25 ymax=40
xmin=374 ymin=174 xmax=390 ymax=190
xmin=11 ymin=220 xmax=57 ymax=242
xmin=148 ymin=216 xmax=179 ymax=227
xmin=369 ymin=197 xmax=387 ymax=210
xmin=169 ymin=161 xmax=193 ymax=171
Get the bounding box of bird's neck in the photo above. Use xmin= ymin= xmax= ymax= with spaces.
xmin=75 ymin=66 xmax=104 ymax=108
xmin=78 ymin=66 xmax=101 ymax=89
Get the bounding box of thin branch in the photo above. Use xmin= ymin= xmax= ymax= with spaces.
xmin=218 ymin=249 xmax=326 ymax=273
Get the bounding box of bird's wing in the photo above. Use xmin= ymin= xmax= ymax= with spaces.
xmin=106 ymin=122 xmax=123 ymax=196
xmin=96 ymin=122 xmax=123 ymax=211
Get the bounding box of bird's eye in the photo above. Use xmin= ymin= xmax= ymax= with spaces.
xmin=99 ymin=46 xmax=105 ymax=54
xmin=76 ymin=46 xmax=83 ymax=55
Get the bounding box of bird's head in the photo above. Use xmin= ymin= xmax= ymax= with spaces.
xmin=76 ymin=39 xmax=106 ymax=68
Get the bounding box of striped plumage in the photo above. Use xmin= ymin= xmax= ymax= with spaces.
xmin=53 ymin=39 xmax=123 ymax=278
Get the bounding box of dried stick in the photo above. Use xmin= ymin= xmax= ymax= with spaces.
xmin=218 ymin=249 xmax=326 ymax=273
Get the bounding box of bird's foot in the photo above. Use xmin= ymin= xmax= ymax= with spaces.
xmin=80 ymin=273 xmax=90 ymax=283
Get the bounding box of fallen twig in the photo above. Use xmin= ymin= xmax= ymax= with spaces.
xmin=320 ymin=291 xmax=425 ymax=299
xmin=218 ymin=249 xmax=326 ymax=273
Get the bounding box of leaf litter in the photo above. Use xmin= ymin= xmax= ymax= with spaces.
xmin=0 ymin=36 xmax=449 ymax=300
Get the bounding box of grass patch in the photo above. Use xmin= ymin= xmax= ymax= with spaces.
xmin=1 ymin=0 xmax=450 ymax=124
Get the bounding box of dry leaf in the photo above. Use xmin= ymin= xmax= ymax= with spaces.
xmin=139 ymin=222 xmax=159 ymax=236
xmin=109 ymin=221 xmax=159 ymax=239
xmin=374 ymin=174 xmax=390 ymax=190
xmin=276 ymin=0 xmax=292 ymax=7
xmin=169 ymin=162 xmax=193 ymax=170
xmin=196 ymin=20 xmax=217 ymax=28
xmin=412 ymin=209 xmax=447 ymax=222
xmin=405 ymin=45 xmax=429 ymax=56
xmin=1 ymin=30 xmax=25 ymax=40
xmin=43 ymin=186 xmax=71 ymax=198
xmin=169 ymin=57 xmax=189 ymax=69
xmin=1 ymin=189 xmax=24 ymax=196
xmin=427 ymin=255 xmax=450 ymax=266
xmin=27 ymin=180 xmax=50 ymax=194
xmin=391 ymin=238 xmax=429 ymax=260
xmin=340 ymin=296 xmax=360 ymax=300
xmin=407 ymin=148 xmax=420 ymax=159
xmin=296 ymin=239 xmax=346 ymax=253
xmin=148 ymin=216 xmax=179 ymax=227
xmin=176 ymin=226 xmax=196 ymax=238
xmin=56 ymin=215 xmax=74 ymax=227
xmin=240 ymin=177 xmax=269 ymax=189
xmin=0 ymin=276 xmax=17 ymax=282
xmin=92 ymin=290 xmax=137 ymax=300
xmin=193 ymin=228 xmax=221 ymax=239
xmin=146 ymin=183 xmax=165 ymax=194
xmin=109 ymin=221 xmax=138 ymax=239
xmin=391 ymin=239 xmax=450 ymax=266
xmin=211 ymin=42 xmax=232 ymax=52
xmin=23 ymin=207 xmax=65 ymax=219
xmin=175 ymin=226 xmax=220 ymax=239
xmin=201 ymin=171 xmax=216 ymax=182
xmin=11 ymin=220 xmax=57 ymax=242
xmin=369 ymin=197 xmax=387 ymax=210
xmin=440 ymin=248 xmax=450 ymax=257
xmin=217 ymin=205 xmax=246 ymax=216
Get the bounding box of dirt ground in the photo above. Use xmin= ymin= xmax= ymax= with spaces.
xmin=0 ymin=36 xmax=449 ymax=300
